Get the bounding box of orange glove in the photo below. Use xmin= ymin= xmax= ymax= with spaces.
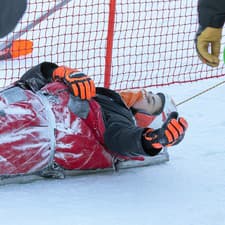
xmin=143 ymin=112 xmax=188 ymax=149
xmin=52 ymin=66 xmax=96 ymax=100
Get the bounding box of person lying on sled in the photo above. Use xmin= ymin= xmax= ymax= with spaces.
xmin=0 ymin=62 xmax=188 ymax=177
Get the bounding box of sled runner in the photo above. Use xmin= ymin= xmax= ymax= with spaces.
xmin=0 ymin=149 xmax=169 ymax=185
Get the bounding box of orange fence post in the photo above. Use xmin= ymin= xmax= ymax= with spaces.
xmin=104 ymin=0 xmax=116 ymax=88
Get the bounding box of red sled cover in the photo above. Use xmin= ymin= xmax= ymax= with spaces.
xmin=0 ymin=82 xmax=114 ymax=176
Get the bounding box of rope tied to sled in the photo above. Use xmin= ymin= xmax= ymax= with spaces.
xmin=176 ymin=78 xmax=225 ymax=107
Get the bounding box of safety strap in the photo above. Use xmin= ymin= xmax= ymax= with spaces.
xmin=36 ymin=91 xmax=57 ymax=168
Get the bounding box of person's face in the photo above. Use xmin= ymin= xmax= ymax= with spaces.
xmin=132 ymin=90 xmax=163 ymax=115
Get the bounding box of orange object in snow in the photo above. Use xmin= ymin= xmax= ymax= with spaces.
xmin=10 ymin=39 xmax=33 ymax=58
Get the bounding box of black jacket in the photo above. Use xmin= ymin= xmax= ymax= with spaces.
xmin=95 ymin=87 xmax=161 ymax=157
xmin=198 ymin=0 xmax=225 ymax=29
xmin=0 ymin=0 xmax=27 ymax=38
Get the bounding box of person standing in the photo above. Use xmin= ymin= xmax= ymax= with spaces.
xmin=195 ymin=0 xmax=225 ymax=67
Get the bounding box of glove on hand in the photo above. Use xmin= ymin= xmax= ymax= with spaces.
xmin=143 ymin=112 xmax=188 ymax=149
xmin=195 ymin=26 xmax=222 ymax=67
xmin=52 ymin=66 xmax=96 ymax=100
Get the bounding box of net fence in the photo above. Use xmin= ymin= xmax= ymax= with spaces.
xmin=0 ymin=0 xmax=224 ymax=90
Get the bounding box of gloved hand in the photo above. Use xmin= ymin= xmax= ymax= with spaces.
xmin=195 ymin=26 xmax=222 ymax=67
xmin=143 ymin=112 xmax=188 ymax=149
xmin=52 ymin=66 xmax=96 ymax=100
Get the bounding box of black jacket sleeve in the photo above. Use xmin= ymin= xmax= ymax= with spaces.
xmin=94 ymin=88 xmax=161 ymax=157
xmin=16 ymin=62 xmax=58 ymax=92
xmin=103 ymin=110 xmax=145 ymax=156
xmin=198 ymin=0 xmax=225 ymax=29
xmin=0 ymin=0 xmax=27 ymax=38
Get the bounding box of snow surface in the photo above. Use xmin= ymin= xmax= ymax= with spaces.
xmin=1 ymin=1 xmax=225 ymax=224
xmin=1 ymin=78 xmax=225 ymax=225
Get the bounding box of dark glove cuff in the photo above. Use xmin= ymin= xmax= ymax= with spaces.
xmin=141 ymin=134 xmax=162 ymax=156
xmin=196 ymin=25 xmax=204 ymax=37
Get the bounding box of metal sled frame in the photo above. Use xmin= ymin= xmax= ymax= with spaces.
xmin=0 ymin=149 xmax=169 ymax=186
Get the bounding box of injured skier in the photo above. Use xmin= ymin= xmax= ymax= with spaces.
xmin=0 ymin=62 xmax=188 ymax=179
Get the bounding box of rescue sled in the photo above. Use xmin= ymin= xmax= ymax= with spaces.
xmin=0 ymin=74 xmax=173 ymax=185
xmin=0 ymin=148 xmax=169 ymax=185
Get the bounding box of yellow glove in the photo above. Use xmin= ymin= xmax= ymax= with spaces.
xmin=196 ymin=27 xmax=222 ymax=67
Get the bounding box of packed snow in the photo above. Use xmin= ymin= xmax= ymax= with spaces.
xmin=0 ymin=77 xmax=225 ymax=225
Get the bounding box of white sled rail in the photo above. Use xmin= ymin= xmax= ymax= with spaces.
xmin=0 ymin=149 xmax=169 ymax=186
